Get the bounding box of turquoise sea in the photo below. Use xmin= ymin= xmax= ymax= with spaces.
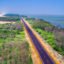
xmin=28 ymin=15 xmax=64 ymax=28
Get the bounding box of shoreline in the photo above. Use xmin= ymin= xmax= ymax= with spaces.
xmin=24 ymin=15 xmax=64 ymax=29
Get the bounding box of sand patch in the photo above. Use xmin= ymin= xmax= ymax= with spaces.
xmin=0 ymin=21 xmax=16 ymax=24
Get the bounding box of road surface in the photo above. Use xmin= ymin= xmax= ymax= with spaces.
xmin=22 ymin=18 xmax=55 ymax=64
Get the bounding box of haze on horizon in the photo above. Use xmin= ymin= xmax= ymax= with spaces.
xmin=0 ymin=0 xmax=64 ymax=15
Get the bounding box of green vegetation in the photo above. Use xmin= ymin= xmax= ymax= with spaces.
xmin=0 ymin=21 xmax=32 ymax=64
xmin=35 ymin=28 xmax=64 ymax=55
xmin=0 ymin=22 xmax=23 ymax=44
xmin=0 ymin=16 xmax=20 ymax=21
xmin=36 ymin=28 xmax=56 ymax=48
xmin=26 ymin=18 xmax=64 ymax=56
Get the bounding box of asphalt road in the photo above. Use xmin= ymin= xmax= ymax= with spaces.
xmin=22 ymin=18 xmax=55 ymax=64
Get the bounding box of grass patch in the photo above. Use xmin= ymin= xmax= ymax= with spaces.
xmin=35 ymin=28 xmax=64 ymax=55
xmin=36 ymin=28 xmax=56 ymax=48
xmin=0 ymin=22 xmax=33 ymax=64
xmin=0 ymin=42 xmax=32 ymax=64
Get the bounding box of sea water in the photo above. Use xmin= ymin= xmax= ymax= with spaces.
xmin=28 ymin=15 xmax=64 ymax=28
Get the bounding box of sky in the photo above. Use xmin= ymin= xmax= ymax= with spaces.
xmin=0 ymin=0 xmax=64 ymax=15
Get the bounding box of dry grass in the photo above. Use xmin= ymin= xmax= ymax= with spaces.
xmin=0 ymin=42 xmax=32 ymax=64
